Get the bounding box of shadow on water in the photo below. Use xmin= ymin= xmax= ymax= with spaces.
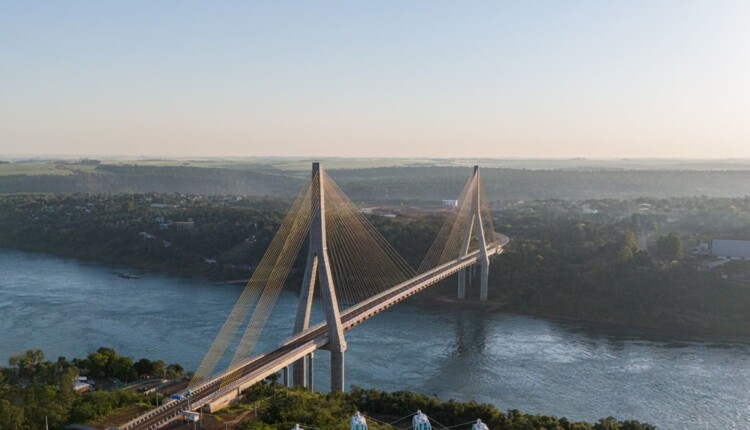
xmin=451 ymin=309 xmax=488 ymax=357
xmin=553 ymin=317 xmax=750 ymax=351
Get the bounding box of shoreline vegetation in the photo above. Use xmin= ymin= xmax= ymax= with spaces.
xmin=0 ymin=348 xmax=655 ymax=430
xmin=2 ymin=192 xmax=750 ymax=341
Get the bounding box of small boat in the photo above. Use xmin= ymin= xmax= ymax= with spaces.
xmin=115 ymin=272 xmax=140 ymax=279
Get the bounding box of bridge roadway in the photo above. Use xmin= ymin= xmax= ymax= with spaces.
xmin=120 ymin=235 xmax=508 ymax=430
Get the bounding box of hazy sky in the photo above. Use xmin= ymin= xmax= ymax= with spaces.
xmin=1 ymin=1 xmax=748 ymax=158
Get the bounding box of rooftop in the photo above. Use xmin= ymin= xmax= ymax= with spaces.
xmin=711 ymin=239 xmax=750 ymax=258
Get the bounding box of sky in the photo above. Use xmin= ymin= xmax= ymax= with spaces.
xmin=1 ymin=1 xmax=748 ymax=159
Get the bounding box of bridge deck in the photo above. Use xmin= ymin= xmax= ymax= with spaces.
xmin=121 ymin=236 xmax=508 ymax=430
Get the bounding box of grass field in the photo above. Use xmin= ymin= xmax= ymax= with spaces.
xmin=0 ymin=162 xmax=64 ymax=176
xmin=0 ymin=162 xmax=100 ymax=176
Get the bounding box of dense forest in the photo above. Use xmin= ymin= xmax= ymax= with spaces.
xmin=0 ymin=193 xmax=292 ymax=279
xmin=0 ymin=348 xmax=654 ymax=429
xmin=2 ymin=162 xmax=750 ymax=200
xmin=1 ymin=193 xmax=750 ymax=339
xmin=479 ymin=197 xmax=750 ymax=338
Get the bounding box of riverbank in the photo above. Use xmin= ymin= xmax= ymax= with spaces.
xmin=5 ymin=243 xmax=750 ymax=343
xmin=416 ymin=294 xmax=750 ymax=343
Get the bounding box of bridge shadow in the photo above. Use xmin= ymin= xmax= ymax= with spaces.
xmin=413 ymin=308 xmax=493 ymax=399
xmin=450 ymin=309 xmax=488 ymax=358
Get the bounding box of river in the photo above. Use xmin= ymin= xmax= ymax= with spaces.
xmin=0 ymin=249 xmax=748 ymax=429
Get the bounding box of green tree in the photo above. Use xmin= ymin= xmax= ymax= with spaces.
xmin=656 ymin=233 xmax=683 ymax=261
xmin=58 ymin=366 xmax=79 ymax=409
xmin=134 ymin=358 xmax=153 ymax=377
xmin=617 ymin=245 xmax=634 ymax=262
xmin=0 ymin=399 xmax=26 ymax=430
xmin=165 ymin=363 xmax=184 ymax=379
xmin=110 ymin=356 xmax=136 ymax=382
xmin=83 ymin=351 xmax=109 ymax=377
xmin=622 ymin=229 xmax=639 ymax=253
xmin=151 ymin=360 xmax=165 ymax=377
xmin=9 ymin=350 xmax=45 ymax=380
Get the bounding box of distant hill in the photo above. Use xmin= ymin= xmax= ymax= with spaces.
xmin=330 ymin=167 xmax=750 ymax=200
xmin=1 ymin=161 xmax=749 ymax=200
xmin=0 ymin=165 xmax=304 ymax=196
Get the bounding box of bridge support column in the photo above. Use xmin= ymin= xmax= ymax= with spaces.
xmin=480 ymin=258 xmax=489 ymax=301
xmin=307 ymin=353 xmax=314 ymax=391
xmin=458 ymin=214 xmax=474 ymax=299
xmin=293 ymin=354 xmax=313 ymax=388
xmin=282 ymin=366 xmax=289 ymax=387
xmin=293 ymin=359 xmax=307 ymax=388
xmin=457 ymin=270 xmax=466 ymax=299
xmin=330 ymin=350 xmax=345 ymax=392
xmin=292 ymin=250 xmax=316 ymax=388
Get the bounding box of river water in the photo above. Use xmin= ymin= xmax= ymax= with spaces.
xmin=0 ymin=250 xmax=748 ymax=429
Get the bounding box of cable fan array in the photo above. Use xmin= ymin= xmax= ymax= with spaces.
xmin=418 ymin=171 xmax=495 ymax=274
xmin=189 ymin=171 xmax=418 ymax=389
xmin=324 ymin=172 xmax=416 ymax=309
xmin=189 ymin=176 xmax=315 ymax=388
xmin=188 ymin=167 xmax=496 ymax=391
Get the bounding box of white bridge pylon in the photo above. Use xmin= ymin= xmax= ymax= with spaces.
xmin=292 ymin=162 xmax=347 ymax=392
xmin=458 ymin=166 xmax=491 ymax=301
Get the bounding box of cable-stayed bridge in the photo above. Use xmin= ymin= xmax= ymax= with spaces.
xmin=119 ymin=163 xmax=508 ymax=430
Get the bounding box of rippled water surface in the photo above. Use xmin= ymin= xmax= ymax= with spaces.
xmin=1 ymin=250 xmax=749 ymax=429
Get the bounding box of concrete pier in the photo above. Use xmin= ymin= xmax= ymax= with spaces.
xmin=331 ymin=350 xmax=345 ymax=392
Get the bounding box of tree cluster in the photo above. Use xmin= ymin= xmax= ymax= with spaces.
xmin=70 ymin=347 xmax=183 ymax=383
xmin=0 ymin=349 xmax=124 ymax=429
xmin=0 ymin=347 xmax=183 ymax=429
xmin=240 ymin=383 xmax=655 ymax=430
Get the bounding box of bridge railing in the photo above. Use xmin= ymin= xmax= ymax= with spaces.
xmin=342 ymin=239 xmax=504 ymax=320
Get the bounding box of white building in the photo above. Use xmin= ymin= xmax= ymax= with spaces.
xmin=711 ymin=239 xmax=750 ymax=260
